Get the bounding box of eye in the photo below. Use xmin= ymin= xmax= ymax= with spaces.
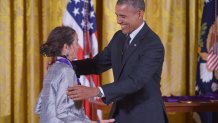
xmin=117 ymin=15 xmax=126 ymax=20
xmin=120 ymin=15 xmax=126 ymax=18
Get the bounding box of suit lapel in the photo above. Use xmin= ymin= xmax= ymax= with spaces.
xmin=117 ymin=35 xmax=126 ymax=68
xmin=117 ymin=23 xmax=149 ymax=79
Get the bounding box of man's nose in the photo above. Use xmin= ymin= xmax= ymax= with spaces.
xmin=117 ymin=17 xmax=122 ymax=24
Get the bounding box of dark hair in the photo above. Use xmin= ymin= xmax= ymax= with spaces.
xmin=116 ymin=0 xmax=145 ymax=11
xmin=40 ymin=26 xmax=76 ymax=57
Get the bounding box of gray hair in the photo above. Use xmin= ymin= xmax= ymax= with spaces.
xmin=116 ymin=0 xmax=145 ymax=11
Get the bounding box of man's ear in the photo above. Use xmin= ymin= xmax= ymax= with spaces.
xmin=139 ymin=10 xmax=144 ymax=19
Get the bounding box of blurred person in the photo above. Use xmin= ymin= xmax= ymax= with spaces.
xmin=34 ymin=26 xmax=114 ymax=123
xmin=67 ymin=0 xmax=168 ymax=123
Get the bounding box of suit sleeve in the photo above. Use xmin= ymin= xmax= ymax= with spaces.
xmin=72 ymin=31 xmax=121 ymax=76
xmin=102 ymin=37 xmax=164 ymax=104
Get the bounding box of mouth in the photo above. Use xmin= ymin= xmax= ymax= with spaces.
xmin=120 ymin=24 xmax=130 ymax=34
xmin=121 ymin=25 xmax=128 ymax=30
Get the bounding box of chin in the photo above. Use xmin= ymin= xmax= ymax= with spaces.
xmin=122 ymin=30 xmax=128 ymax=35
xmin=72 ymin=57 xmax=77 ymax=60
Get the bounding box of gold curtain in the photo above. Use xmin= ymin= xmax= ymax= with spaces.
xmin=0 ymin=0 xmax=204 ymax=123
xmin=0 ymin=0 xmax=68 ymax=123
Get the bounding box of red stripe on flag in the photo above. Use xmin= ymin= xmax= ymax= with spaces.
xmin=84 ymin=99 xmax=92 ymax=119
xmin=77 ymin=46 xmax=84 ymax=60
xmin=207 ymin=50 xmax=218 ymax=70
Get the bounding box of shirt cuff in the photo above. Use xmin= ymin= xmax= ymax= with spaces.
xmin=98 ymin=87 xmax=105 ymax=97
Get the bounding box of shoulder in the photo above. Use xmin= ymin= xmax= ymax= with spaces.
xmin=50 ymin=62 xmax=76 ymax=77
xmin=49 ymin=63 xmax=78 ymax=85
xmin=142 ymin=25 xmax=163 ymax=48
xmin=137 ymin=26 xmax=164 ymax=54
xmin=108 ymin=30 xmax=124 ymax=45
xmin=112 ymin=30 xmax=124 ymax=40
xmin=114 ymin=30 xmax=123 ymax=36
xmin=142 ymin=24 xmax=160 ymax=41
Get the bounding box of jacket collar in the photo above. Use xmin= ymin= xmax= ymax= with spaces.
xmin=117 ymin=22 xmax=150 ymax=79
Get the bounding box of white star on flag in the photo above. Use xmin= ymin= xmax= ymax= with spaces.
xmin=73 ymin=0 xmax=80 ymax=4
xmin=90 ymin=11 xmax=95 ymax=18
xmin=81 ymin=8 xmax=86 ymax=16
xmin=73 ymin=8 xmax=80 ymax=16
xmin=81 ymin=20 xmax=85 ymax=28
xmin=88 ymin=22 xmax=93 ymax=30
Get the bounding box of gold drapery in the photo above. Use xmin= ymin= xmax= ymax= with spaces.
xmin=0 ymin=0 xmax=203 ymax=123
xmin=0 ymin=0 xmax=68 ymax=123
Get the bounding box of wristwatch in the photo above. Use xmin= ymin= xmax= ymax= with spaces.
xmin=97 ymin=88 xmax=103 ymax=97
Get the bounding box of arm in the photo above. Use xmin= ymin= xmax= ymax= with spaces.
xmin=102 ymin=37 xmax=164 ymax=104
xmin=55 ymin=67 xmax=91 ymax=123
xmin=34 ymin=92 xmax=42 ymax=115
xmin=68 ymin=37 xmax=164 ymax=104
xmin=72 ymin=31 xmax=122 ymax=76
xmin=72 ymin=49 xmax=112 ymax=76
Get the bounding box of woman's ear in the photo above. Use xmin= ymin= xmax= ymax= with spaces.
xmin=63 ymin=43 xmax=68 ymax=50
xmin=62 ymin=43 xmax=68 ymax=56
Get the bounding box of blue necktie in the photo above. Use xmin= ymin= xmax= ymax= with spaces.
xmin=122 ymin=35 xmax=131 ymax=61
xmin=124 ymin=35 xmax=131 ymax=51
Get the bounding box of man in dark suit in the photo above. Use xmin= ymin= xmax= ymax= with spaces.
xmin=67 ymin=0 xmax=168 ymax=123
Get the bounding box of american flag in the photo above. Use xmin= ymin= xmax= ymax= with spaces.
xmin=206 ymin=0 xmax=218 ymax=71
xmin=207 ymin=46 xmax=218 ymax=70
xmin=196 ymin=0 xmax=218 ymax=122
xmin=62 ymin=0 xmax=100 ymax=119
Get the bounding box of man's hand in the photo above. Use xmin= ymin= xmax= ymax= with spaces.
xmin=91 ymin=119 xmax=115 ymax=123
xmin=67 ymin=85 xmax=99 ymax=100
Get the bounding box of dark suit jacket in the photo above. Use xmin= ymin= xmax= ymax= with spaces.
xmin=73 ymin=22 xmax=168 ymax=123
